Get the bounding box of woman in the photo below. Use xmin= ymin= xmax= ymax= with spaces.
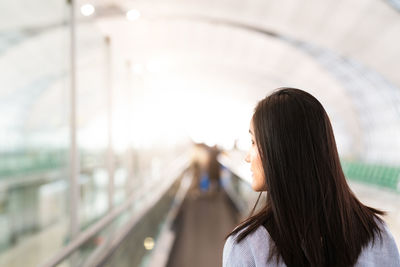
xmin=223 ymin=88 xmax=400 ymax=266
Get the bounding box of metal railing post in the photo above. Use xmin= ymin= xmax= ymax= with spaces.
xmin=105 ymin=36 xmax=115 ymax=211
xmin=69 ymin=0 xmax=80 ymax=241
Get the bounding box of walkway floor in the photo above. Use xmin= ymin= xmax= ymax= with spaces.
xmin=167 ymin=189 xmax=240 ymax=267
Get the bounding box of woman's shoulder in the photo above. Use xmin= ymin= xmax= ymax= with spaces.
xmin=355 ymin=220 xmax=400 ymax=267
xmin=223 ymin=225 xmax=283 ymax=267
xmin=224 ymin=224 xmax=270 ymax=250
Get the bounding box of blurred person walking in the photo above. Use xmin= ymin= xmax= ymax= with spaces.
xmin=208 ymin=145 xmax=221 ymax=195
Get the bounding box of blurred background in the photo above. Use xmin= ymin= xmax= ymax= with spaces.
xmin=0 ymin=0 xmax=399 ymax=266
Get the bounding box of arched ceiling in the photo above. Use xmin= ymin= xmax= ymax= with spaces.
xmin=1 ymin=0 xmax=399 ymax=163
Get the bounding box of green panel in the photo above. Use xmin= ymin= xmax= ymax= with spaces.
xmin=0 ymin=150 xmax=68 ymax=179
xmin=341 ymin=160 xmax=400 ymax=192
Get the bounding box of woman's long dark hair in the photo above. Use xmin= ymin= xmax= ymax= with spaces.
xmin=227 ymin=88 xmax=384 ymax=266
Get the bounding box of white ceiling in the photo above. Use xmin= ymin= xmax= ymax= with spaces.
xmin=1 ymin=0 xmax=399 ymax=162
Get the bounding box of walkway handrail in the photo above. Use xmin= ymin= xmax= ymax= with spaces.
xmin=217 ymin=152 xmax=253 ymax=214
xmin=218 ymin=152 xmax=251 ymax=184
xmin=147 ymin=172 xmax=193 ymax=267
xmin=39 ymin=154 xmax=190 ymax=267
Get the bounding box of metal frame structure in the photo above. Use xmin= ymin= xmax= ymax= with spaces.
xmin=39 ymin=156 xmax=189 ymax=267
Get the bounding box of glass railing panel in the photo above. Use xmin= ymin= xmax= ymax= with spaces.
xmin=52 ymin=166 xmax=185 ymax=267
xmin=0 ymin=0 xmax=69 ymax=266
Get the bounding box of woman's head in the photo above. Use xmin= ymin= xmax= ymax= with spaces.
xmin=247 ymin=88 xmax=342 ymax=196
xmin=231 ymin=87 xmax=384 ymax=266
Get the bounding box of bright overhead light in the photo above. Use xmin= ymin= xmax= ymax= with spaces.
xmin=80 ymin=4 xmax=95 ymax=16
xmin=126 ymin=9 xmax=141 ymax=21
